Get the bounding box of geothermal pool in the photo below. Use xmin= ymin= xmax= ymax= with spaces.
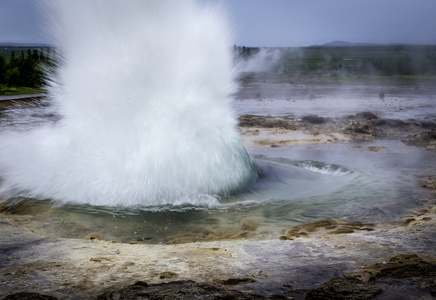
xmin=1 ymin=88 xmax=434 ymax=244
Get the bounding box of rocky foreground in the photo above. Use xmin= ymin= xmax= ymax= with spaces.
xmin=1 ymin=90 xmax=436 ymax=299
xmin=1 ymin=201 xmax=435 ymax=299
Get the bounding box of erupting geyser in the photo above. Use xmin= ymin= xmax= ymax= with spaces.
xmin=0 ymin=0 xmax=258 ymax=207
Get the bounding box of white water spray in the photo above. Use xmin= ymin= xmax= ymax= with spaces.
xmin=0 ymin=0 xmax=258 ymax=207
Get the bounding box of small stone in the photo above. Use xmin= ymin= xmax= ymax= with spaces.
xmin=159 ymin=271 xmax=178 ymax=279
xmin=133 ymin=281 xmax=148 ymax=287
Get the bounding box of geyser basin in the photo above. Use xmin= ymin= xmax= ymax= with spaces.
xmin=2 ymin=155 xmax=358 ymax=243
xmin=2 ymin=128 xmax=432 ymax=245
xmin=0 ymin=0 xmax=258 ymax=206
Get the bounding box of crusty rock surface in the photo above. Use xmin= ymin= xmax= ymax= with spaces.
xmin=239 ymin=112 xmax=436 ymax=147
xmin=402 ymin=128 xmax=436 ymax=151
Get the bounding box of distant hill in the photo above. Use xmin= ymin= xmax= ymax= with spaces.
xmin=310 ymin=41 xmax=433 ymax=48
xmin=311 ymin=41 xmax=383 ymax=47
xmin=322 ymin=41 xmax=353 ymax=47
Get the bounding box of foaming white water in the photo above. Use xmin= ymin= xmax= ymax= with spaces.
xmin=295 ymin=161 xmax=352 ymax=176
xmin=0 ymin=0 xmax=257 ymax=207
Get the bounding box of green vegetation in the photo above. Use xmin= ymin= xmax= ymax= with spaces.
xmin=1 ymin=44 xmax=436 ymax=96
xmin=0 ymin=46 xmax=52 ymax=95
xmin=235 ymin=45 xmax=436 ymax=77
xmin=0 ymin=86 xmax=46 ymax=96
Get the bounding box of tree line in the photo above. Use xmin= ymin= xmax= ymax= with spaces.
xmin=0 ymin=48 xmax=52 ymax=88
xmin=235 ymin=45 xmax=436 ymax=76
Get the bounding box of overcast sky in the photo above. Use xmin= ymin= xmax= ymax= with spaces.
xmin=1 ymin=0 xmax=436 ymax=47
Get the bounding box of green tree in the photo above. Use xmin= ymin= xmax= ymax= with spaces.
xmin=396 ymin=54 xmax=413 ymax=75
xmin=6 ymin=67 xmax=20 ymax=86
xmin=0 ymin=55 xmax=6 ymax=84
xmin=9 ymin=51 xmax=17 ymax=69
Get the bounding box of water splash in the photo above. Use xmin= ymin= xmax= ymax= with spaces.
xmin=0 ymin=0 xmax=258 ymax=207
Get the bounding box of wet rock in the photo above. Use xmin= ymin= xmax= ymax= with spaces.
xmin=367 ymin=146 xmax=385 ymax=152
xmin=343 ymin=120 xmax=388 ymax=139
xmin=238 ymin=115 xmax=266 ymax=127
xmin=133 ymin=281 xmax=148 ymax=287
xmin=85 ymin=232 xmax=102 ymax=240
xmin=421 ymin=121 xmax=436 ymax=129
xmin=239 ymin=112 xmax=433 ymax=144
xmin=0 ymin=201 xmax=7 ymax=213
xmin=90 ymin=256 xmax=114 ymax=263
xmin=96 ymin=280 xmax=267 ymax=300
xmin=159 ymin=271 xmax=179 ymax=279
xmin=365 ymin=254 xmax=436 ymax=283
xmin=167 ymin=224 xmax=254 ymax=244
xmin=281 ymin=219 xmax=374 ymax=239
xmin=402 ymin=218 xmax=416 ymax=226
xmin=421 ymin=176 xmax=436 ymax=189
xmin=3 ymin=292 xmax=58 ymax=300
xmin=220 ymin=277 xmax=256 ymax=285
xmin=301 ymin=115 xmax=330 ymax=124
xmin=305 ymin=254 xmax=436 ymax=299
xmin=355 ymin=112 xmax=379 ymax=120
xmin=238 ymin=115 xmax=297 ymax=130
xmin=305 ymin=276 xmax=382 ymax=300
xmin=341 ymin=113 xmax=434 ymax=140
xmin=402 ymin=128 xmax=436 ymax=151
xmin=344 ymin=122 xmax=376 ymax=135
xmin=374 ymin=118 xmax=407 ymax=128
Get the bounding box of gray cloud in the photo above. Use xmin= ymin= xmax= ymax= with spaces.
xmin=1 ymin=0 xmax=436 ymax=46
xmin=0 ymin=0 xmax=45 ymax=43
xmin=223 ymin=0 xmax=436 ymax=47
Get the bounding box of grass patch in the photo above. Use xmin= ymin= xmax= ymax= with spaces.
xmin=0 ymin=85 xmax=46 ymax=96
